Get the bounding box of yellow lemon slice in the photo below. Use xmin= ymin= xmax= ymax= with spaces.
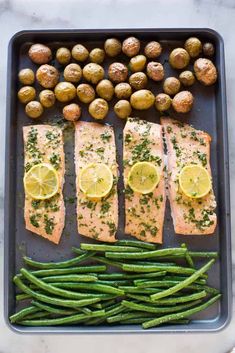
xmin=24 ymin=163 xmax=59 ymax=200
xmin=78 ymin=163 xmax=113 ymax=199
xmin=179 ymin=164 xmax=211 ymax=199
xmin=128 ymin=161 xmax=160 ymax=194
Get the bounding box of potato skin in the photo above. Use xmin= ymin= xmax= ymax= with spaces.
xmin=163 ymin=77 xmax=181 ymax=95
xmin=114 ymin=100 xmax=132 ymax=119
xmin=72 ymin=44 xmax=89 ymax=62
xmin=169 ymin=48 xmax=190 ymax=69
xmin=108 ymin=62 xmax=128 ymax=83
xmin=203 ymin=43 xmax=215 ymax=57
xmin=89 ymin=48 xmax=105 ymax=64
xmin=56 ymin=47 xmax=71 ymax=65
xmin=129 ymin=72 xmax=148 ymax=90
xmin=130 ymin=89 xmax=155 ymax=110
xmin=184 ymin=37 xmax=202 ymax=58
xmin=122 ymin=37 xmax=140 ymax=57
xmin=54 ymin=82 xmax=76 ymax=102
xmin=25 ymin=101 xmax=44 ymax=118
xmin=96 ymin=80 xmax=114 ymax=101
xmin=39 ymin=89 xmax=56 ymax=108
xmin=147 ymin=62 xmax=164 ymax=81
xmin=83 ymin=63 xmax=104 ymax=84
xmin=144 ymin=41 xmax=162 ymax=58
xmin=114 ymin=83 xmax=132 ymax=99
xmin=18 ymin=86 xmax=36 ymax=104
xmin=77 ymin=83 xmax=95 ymax=103
xmin=36 ymin=65 xmax=59 ymax=88
xmin=64 ymin=63 xmax=82 ymax=83
xmin=172 ymin=91 xmax=194 ymax=113
xmin=18 ymin=69 xmax=35 ymax=85
xmin=89 ymin=98 xmax=109 ymax=120
xmin=194 ymin=58 xmax=217 ymax=86
xmin=63 ymin=103 xmax=81 ymax=121
xmin=104 ymin=38 xmax=122 ymax=57
xmin=28 ymin=44 xmax=52 ymax=64
xmin=129 ymin=55 xmax=147 ymax=72
xmin=179 ymin=71 xmax=195 ymax=87
xmin=155 ymin=93 xmax=172 ymax=111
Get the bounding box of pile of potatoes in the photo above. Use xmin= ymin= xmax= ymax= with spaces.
xmin=17 ymin=36 xmax=217 ymax=120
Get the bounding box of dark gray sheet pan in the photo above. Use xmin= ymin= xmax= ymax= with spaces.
xmin=4 ymin=28 xmax=232 ymax=333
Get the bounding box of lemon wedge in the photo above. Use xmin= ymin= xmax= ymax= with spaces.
xmin=179 ymin=164 xmax=211 ymax=199
xmin=24 ymin=163 xmax=59 ymax=200
xmin=128 ymin=161 xmax=160 ymax=194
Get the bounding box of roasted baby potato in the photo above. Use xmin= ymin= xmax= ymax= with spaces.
xmin=64 ymin=63 xmax=82 ymax=83
xmin=18 ymin=86 xmax=36 ymax=104
xmin=54 ymin=82 xmax=76 ymax=102
xmin=39 ymin=89 xmax=56 ymax=108
xmin=83 ymin=63 xmax=104 ymax=84
xmin=25 ymin=101 xmax=44 ymax=118
xmin=36 ymin=64 xmax=59 ymax=88
xmin=77 ymin=83 xmax=95 ymax=103
xmin=28 ymin=44 xmax=52 ymax=64
xmin=63 ymin=103 xmax=81 ymax=121
xmin=89 ymin=98 xmax=109 ymax=120
xmin=172 ymin=91 xmax=194 ymax=113
xmin=56 ymin=47 xmax=71 ymax=65
xmin=114 ymin=100 xmax=132 ymax=119
xmin=194 ymin=58 xmax=217 ymax=86
xmin=114 ymin=83 xmax=132 ymax=99
xmin=122 ymin=37 xmax=140 ymax=57
xmin=108 ymin=62 xmax=128 ymax=83
xmin=130 ymin=89 xmax=155 ymax=110
xmin=96 ymin=79 xmax=114 ymax=101
xmin=18 ymin=68 xmax=35 ymax=85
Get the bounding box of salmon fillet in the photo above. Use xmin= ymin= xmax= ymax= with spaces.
xmin=161 ymin=117 xmax=217 ymax=235
xmin=74 ymin=121 xmax=118 ymax=242
xmin=23 ymin=125 xmax=65 ymax=244
xmin=123 ymin=118 xmax=166 ymax=243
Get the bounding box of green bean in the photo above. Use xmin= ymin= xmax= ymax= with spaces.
xmin=84 ymin=304 xmax=125 ymax=325
xmin=150 ymin=259 xmax=215 ymax=301
xmin=101 ymin=299 xmax=117 ymax=308
xmin=120 ymin=318 xmax=189 ymax=324
xmin=80 ymin=244 xmax=144 ymax=252
xmin=135 ymin=280 xmax=187 ymax=288
xmin=121 ymin=299 xmax=202 ymax=314
xmin=18 ymin=265 xmax=106 ymax=278
xmin=96 ymin=280 xmax=133 ymax=286
xmin=41 ymin=274 xmax=97 ymax=283
xmin=31 ymin=301 xmax=82 ymax=315
xmin=90 ymin=303 xmax=103 ymax=309
xmin=10 ymin=306 xmax=40 ymax=323
xmin=71 ymin=247 xmax=86 ymax=255
xmin=182 ymin=284 xmax=219 ymax=295
xmin=118 ymin=286 xmax=163 ymax=294
xmin=127 ymin=290 xmax=207 ymax=305
xmin=49 ymin=283 xmax=118 ymax=299
xmin=25 ymin=311 xmax=52 ymax=320
xmin=20 ymin=269 xmax=98 ymax=300
xmin=19 ymin=310 xmax=105 ymax=326
xmin=134 ymin=261 xmax=176 ymax=267
xmin=14 ymin=276 xmax=100 ymax=308
xmin=164 ymin=275 xmax=206 ymax=285
xmin=116 ymin=240 xmax=157 ymax=250
xmin=98 ymin=272 xmax=167 ymax=280
xmin=181 ymin=243 xmax=194 ymax=268
xmin=188 ymin=251 xmax=218 ymax=259
xmin=90 ymin=256 xmax=123 ymax=268
xmin=107 ymin=311 xmax=155 ymax=323
xmin=23 ymin=252 xmax=96 ymax=269
xmin=105 ymin=248 xmax=186 ymax=260
xmin=16 ymin=293 xmax=31 ymax=301
xmin=143 ymin=294 xmax=221 ymax=329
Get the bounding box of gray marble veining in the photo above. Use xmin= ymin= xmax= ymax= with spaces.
xmin=0 ymin=0 xmax=234 ymax=352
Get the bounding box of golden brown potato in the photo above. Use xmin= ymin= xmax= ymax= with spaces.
xmin=18 ymin=68 xmax=35 ymax=85
xmin=155 ymin=93 xmax=172 ymax=111
xmin=114 ymin=83 xmax=132 ymax=99
xmin=147 ymin=62 xmax=164 ymax=81
xmin=179 ymin=71 xmax=195 ymax=86
xmin=104 ymin=38 xmax=122 ymax=57
xmin=83 ymin=63 xmax=104 ymax=84
xmin=25 ymin=101 xmax=44 ymax=118
xmin=36 ymin=64 xmax=59 ymax=88
xmin=122 ymin=37 xmax=140 ymax=57
xmin=56 ymin=47 xmax=71 ymax=65
xmin=89 ymin=98 xmax=109 ymax=120
xmin=172 ymin=91 xmax=194 ymax=113
xmin=39 ymin=90 xmax=56 ymax=108
xmin=163 ymin=77 xmax=181 ymax=95
xmin=144 ymin=41 xmax=162 ymax=59
xmin=77 ymin=83 xmax=95 ymax=103
xmin=203 ymin=42 xmax=215 ymax=57
xmin=169 ymin=48 xmax=190 ymax=69
xmin=130 ymin=89 xmax=155 ymax=110
xmin=114 ymin=100 xmax=132 ymax=119
xmin=194 ymin=58 xmax=217 ymax=86
xmin=28 ymin=44 xmax=52 ymax=64
xmin=64 ymin=63 xmax=82 ymax=83
xmin=18 ymin=86 xmax=36 ymax=104
xmin=108 ymin=62 xmax=128 ymax=83
xmin=184 ymin=37 xmax=202 ymax=58
xmin=54 ymin=82 xmax=76 ymax=102
xmin=96 ymin=80 xmax=114 ymax=101
xmin=63 ymin=103 xmax=81 ymax=121
xmin=129 ymin=72 xmax=148 ymax=90
xmin=89 ymin=48 xmax=105 ymax=64
xmin=129 ymin=55 xmax=147 ymax=72
xmin=72 ymin=44 xmax=89 ymax=62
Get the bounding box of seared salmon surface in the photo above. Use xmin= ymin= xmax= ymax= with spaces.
xmin=74 ymin=121 xmax=118 ymax=242
xmin=123 ymin=118 xmax=166 ymax=243
xmin=23 ymin=125 xmax=65 ymax=244
xmin=161 ymin=117 xmax=217 ymax=235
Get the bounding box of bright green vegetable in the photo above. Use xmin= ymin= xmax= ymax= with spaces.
xmin=18 ymin=265 xmax=106 ymax=278
xmin=98 ymin=271 xmax=166 ymax=280
xmin=116 ymin=239 xmax=157 ymax=250
xmin=181 ymin=243 xmax=194 ymax=268
xmin=80 ymin=244 xmax=144 ymax=252
xmin=31 ymin=301 xmax=79 ymax=315
xmin=105 ymin=248 xmax=186 ymax=260
xmin=41 ymin=274 xmax=97 ymax=283
xmin=10 ymin=306 xmax=40 ymax=323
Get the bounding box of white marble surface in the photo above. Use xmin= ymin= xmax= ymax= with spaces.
xmin=0 ymin=0 xmax=235 ymax=352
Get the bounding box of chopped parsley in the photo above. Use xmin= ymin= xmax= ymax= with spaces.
xmin=171 ymin=136 xmax=181 ymax=158
xmin=100 ymin=131 xmax=112 ymax=142
xmin=185 ymin=207 xmax=215 ymax=230
xmin=101 ymin=202 xmax=111 ymax=214
xmin=166 ymin=126 xmax=172 ymax=133
xmin=44 ymin=214 xmax=55 ymax=235
xmin=125 ymin=133 xmax=132 ymax=144
xmin=30 ymin=214 xmax=40 ymax=228
xmin=31 ymin=200 xmax=41 ymax=209
xmin=196 ymin=151 xmax=207 ymax=166
xmin=50 ymin=153 xmax=61 ymax=169
xmin=106 ymin=221 xmax=117 ymax=236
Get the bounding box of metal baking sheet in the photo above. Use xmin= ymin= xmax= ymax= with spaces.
xmin=4 ymin=28 xmax=232 ymax=333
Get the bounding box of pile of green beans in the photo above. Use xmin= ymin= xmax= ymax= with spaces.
xmin=10 ymin=241 xmax=220 ymax=329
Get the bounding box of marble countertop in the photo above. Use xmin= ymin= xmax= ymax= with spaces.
xmin=0 ymin=0 xmax=234 ymax=352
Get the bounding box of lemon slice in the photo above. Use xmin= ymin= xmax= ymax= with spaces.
xmin=179 ymin=164 xmax=211 ymax=199
xmin=24 ymin=163 xmax=59 ymax=200
xmin=79 ymin=163 xmax=113 ymax=199
xmin=128 ymin=161 xmax=160 ymax=194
